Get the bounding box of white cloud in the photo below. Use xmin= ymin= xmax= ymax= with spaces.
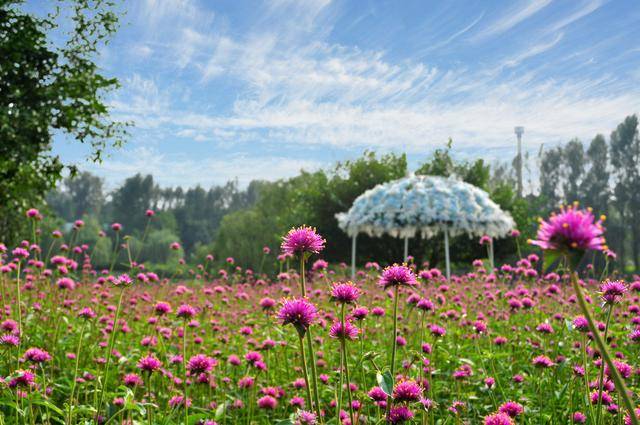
xmin=89 ymin=147 xmax=325 ymax=188
xmin=471 ymin=0 xmax=553 ymax=42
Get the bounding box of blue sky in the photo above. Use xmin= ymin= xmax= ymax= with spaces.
xmin=47 ymin=0 xmax=640 ymax=188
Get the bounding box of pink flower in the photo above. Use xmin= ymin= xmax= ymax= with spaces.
xmin=277 ymin=298 xmax=317 ymax=334
xmin=328 ymin=320 xmax=359 ymax=340
xmin=281 ymin=226 xmax=325 ymax=256
xmin=379 ymin=264 xmax=418 ymax=289
xmin=330 ymin=282 xmax=360 ymax=304
xmin=529 ymin=206 xmax=606 ymax=252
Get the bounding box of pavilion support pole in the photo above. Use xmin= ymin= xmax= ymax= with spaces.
xmin=444 ymin=226 xmax=451 ymax=282
xmin=403 ymin=236 xmax=409 ymax=263
xmin=351 ymin=234 xmax=357 ymax=280
xmin=488 ymin=238 xmax=495 ymax=272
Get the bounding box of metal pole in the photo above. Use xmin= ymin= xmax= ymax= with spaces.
xmin=403 ymin=236 xmax=409 ymax=262
xmin=444 ymin=226 xmax=451 ymax=282
xmin=515 ymin=126 xmax=524 ymax=198
xmin=489 ymin=238 xmax=494 ymax=272
xmin=351 ymin=234 xmax=357 ymax=280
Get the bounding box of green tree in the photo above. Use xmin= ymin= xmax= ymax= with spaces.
xmin=562 ymin=139 xmax=585 ymax=204
xmin=609 ymin=115 xmax=640 ymax=270
xmin=0 ymin=0 xmax=126 ymax=242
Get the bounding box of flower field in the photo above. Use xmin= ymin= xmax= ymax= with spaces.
xmin=0 ymin=209 xmax=639 ymax=425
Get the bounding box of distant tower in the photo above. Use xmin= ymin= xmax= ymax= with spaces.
xmin=514 ymin=126 xmax=524 ymax=198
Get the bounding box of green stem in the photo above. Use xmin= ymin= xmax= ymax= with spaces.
xmin=571 ymin=273 xmax=638 ymax=425
xmin=596 ymin=304 xmax=613 ymax=425
xmin=96 ymin=286 xmax=125 ymax=419
xmin=67 ymin=320 xmax=88 ymax=425
xmin=341 ymin=305 xmax=355 ymax=425
xmin=386 ymin=285 xmax=400 ymax=421
xmin=183 ymin=319 xmax=189 ymax=425
xmin=297 ymin=333 xmax=313 ymax=414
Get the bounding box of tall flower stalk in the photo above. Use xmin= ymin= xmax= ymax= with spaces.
xmin=531 ymin=205 xmax=638 ymax=425
xmin=378 ymin=264 xmax=418 ymax=421
xmin=281 ymin=226 xmax=325 ymax=422
xmin=330 ymin=282 xmax=361 ymax=425
xmin=278 ymin=298 xmax=320 ymax=420
xmin=96 ymin=274 xmax=133 ymax=419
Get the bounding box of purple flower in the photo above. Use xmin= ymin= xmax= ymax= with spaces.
xmin=484 ymin=413 xmax=514 ymax=425
xmin=257 ymin=395 xmax=277 ymax=410
xmin=281 ymin=226 xmax=325 ymax=256
xmin=532 ymin=355 xmax=554 ymax=368
xmin=154 ymin=301 xmax=172 ymax=315
xmin=572 ymin=316 xmax=589 ymax=332
xmin=187 ymin=354 xmax=215 ymax=374
xmin=330 ymin=282 xmax=360 ymax=304
xmin=123 ymin=373 xmax=144 ymax=387
xmin=498 ymin=401 xmax=524 ymax=417
xmin=328 ymin=320 xmax=359 ymax=340
xmin=0 ymin=334 xmax=20 ymax=347
xmin=295 ymin=410 xmax=317 ymax=425
xmin=23 ymin=347 xmax=52 ymax=363
xmin=529 ymin=206 xmax=606 ymax=252
xmin=600 ymin=280 xmax=626 ymax=304
xmin=378 ymin=264 xmax=418 ymax=289
xmin=137 ymin=354 xmax=162 ymax=373
xmin=367 ymin=386 xmax=388 ymax=402
xmin=277 ymin=298 xmax=318 ymax=335
xmin=177 ymin=304 xmax=197 ymax=319
xmin=78 ymin=307 xmax=97 ymax=320
xmin=389 ymin=406 xmax=414 ymax=424
xmin=392 ymin=380 xmax=422 ymax=402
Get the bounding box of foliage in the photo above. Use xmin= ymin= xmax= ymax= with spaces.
xmin=0 ymin=0 xmax=126 ymax=242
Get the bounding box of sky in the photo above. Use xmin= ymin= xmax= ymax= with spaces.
xmin=45 ymin=0 xmax=640 ymax=189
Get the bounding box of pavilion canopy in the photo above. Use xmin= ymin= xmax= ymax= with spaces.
xmin=336 ymin=175 xmax=515 ymax=279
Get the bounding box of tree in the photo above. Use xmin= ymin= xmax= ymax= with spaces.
xmin=46 ymin=172 xmax=105 ymax=221
xmin=0 ymin=0 xmax=125 ymax=242
xmin=581 ymin=135 xmax=609 ymax=213
xmin=609 ymin=115 xmax=640 ymax=270
xmin=538 ymin=146 xmax=564 ymax=212
xmin=110 ymin=174 xmax=156 ymax=234
xmin=562 ymin=139 xmax=584 ymax=204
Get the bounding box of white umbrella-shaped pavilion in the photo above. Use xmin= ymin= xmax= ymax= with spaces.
xmin=336 ymin=175 xmax=515 ymax=280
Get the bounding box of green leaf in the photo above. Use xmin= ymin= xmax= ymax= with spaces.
xmin=214 ymin=402 xmax=226 ymax=420
xmin=377 ymin=370 xmax=393 ymax=396
xmin=542 ymin=250 xmax=561 ymax=271
xmin=187 ymin=413 xmax=207 ymax=425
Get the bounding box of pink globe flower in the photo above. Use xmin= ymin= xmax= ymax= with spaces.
xmin=281 ymin=226 xmax=325 ymax=256
xmin=277 ymin=298 xmax=317 ymax=335
xmin=378 ymin=264 xmax=418 ymax=289
xmin=529 ymin=206 xmax=606 ymax=252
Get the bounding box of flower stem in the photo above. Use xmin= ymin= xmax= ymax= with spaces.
xmin=67 ymin=319 xmax=88 ymax=425
xmin=96 ymin=286 xmax=125 ymax=419
xmin=386 ymin=285 xmax=400 ymax=421
xmin=596 ymin=304 xmax=613 ymax=424
xmin=183 ymin=319 xmax=189 ymax=425
xmin=571 ymin=272 xmax=638 ymax=425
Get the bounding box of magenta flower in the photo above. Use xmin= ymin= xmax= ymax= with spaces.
xmin=484 ymin=412 xmax=515 ymax=425
xmin=392 ymin=380 xmax=422 ymax=403
xmin=378 ymin=264 xmax=418 ymax=289
xmin=281 ymin=226 xmax=325 ymax=256
xmin=277 ymin=298 xmax=317 ymax=335
xmin=389 ymin=406 xmax=414 ymax=424
xmin=23 ymin=347 xmax=52 ymax=363
xmin=177 ymin=304 xmax=197 ymax=319
xmin=600 ymin=280 xmax=626 ymax=304
xmin=257 ymin=395 xmax=278 ymax=410
xmin=498 ymin=401 xmax=524 ymax=417
xmin=328 ymin=320 xmax=359 ymax=340
xmin=154 ymin=301 xmax=172 ymax=315
xmin=187 ymin=354 xmax=215 ymax=374
xmin=330 ymin=282 xmax=361 ymax=304
xmin=137 ymin=354 xmax=162 ymax=373
xmin=529 ymin=206 xmax=606 ymax=252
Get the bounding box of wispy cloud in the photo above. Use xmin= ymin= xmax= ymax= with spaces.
xmin=471 ymin=0 xmax=553 ymax=42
